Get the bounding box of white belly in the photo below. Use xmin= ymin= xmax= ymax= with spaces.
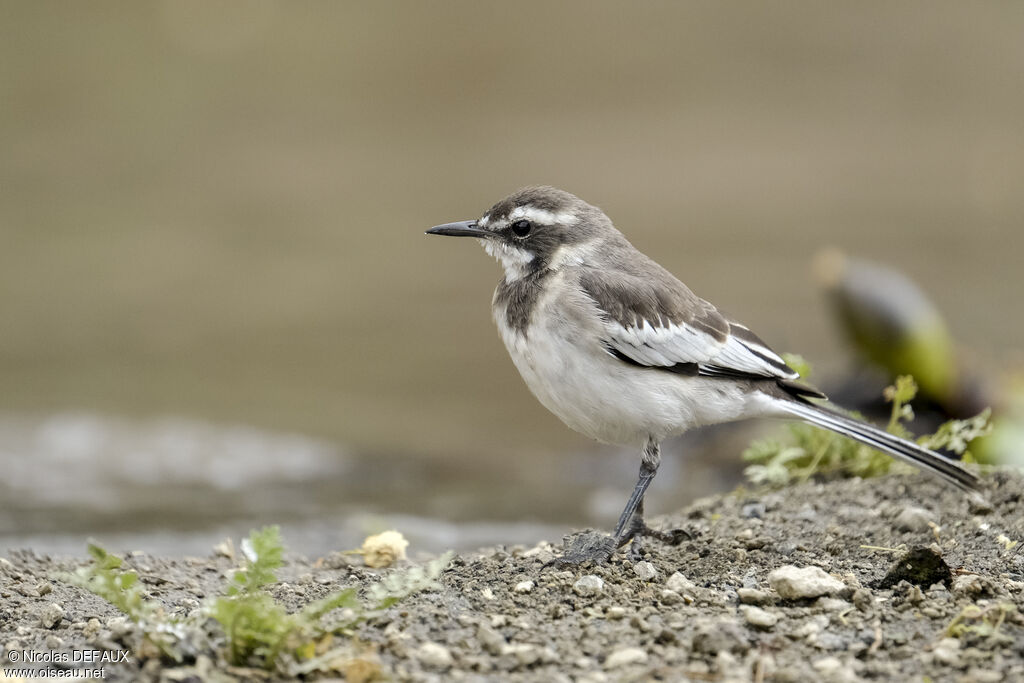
xmin=493 ymin=278 xmax=768 ymax=446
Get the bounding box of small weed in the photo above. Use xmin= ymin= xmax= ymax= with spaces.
xmin=945 ymin=602 xmax=1016 ymax=644
xmin=743 ymin=358 xmax=992 ymax=487
xmin=64 ymin=544 xmax=189 ymax=660
xmin=62 ymin=526 xmax=452 ymax=677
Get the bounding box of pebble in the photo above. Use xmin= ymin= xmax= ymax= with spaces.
xmin=83 ymin=618 xmax=102 ymax=638
xmin=741 ymin=605 xmax=778 ymax=629
xmin=796 ymin=504 xmax=818 ymax=521
xmin=633 ymin=561 xmax=657 ymax=581
xmin=606 ymin=606 xmax=626 ymax=620
xmin=737 ymin=588 xmax=771 ymax=605
xmin=968 ymin=495 xmax=993 ymax=515
xmin=665 ymin=572 xmax=697 ymax=594
xmin=45 ymin=635 xmax=63 ymax=649
xmin=502 ymin=643 xmax=542 ymax=666
xmin=513 ymin=580 xmax=534 ymax=593
xmin=476 ymin=623 xmax=505 ymax=654
xmin=574 ymin=656 xmax=597 ymax=669
xmin=768 ymin=565 xmax=845 ymax=600
xmin=894 ymin=506 xmax=934 ymax=532
xmin=811 ymin=656 xmax=843 ymax=674
xmin=815 ymin=597 xmax=850 ymax=612
xmin=851 ymin=588 xmax=873 ymax=611
xmin=40 ymin=603 xmax=64 ymax=629
xmin=416 ymin=642 xmax=454 ymax=670
xmin=573 ymin=575 xmax=604 ymax=596
xmin=951 ymin=573 xmax=989 ymax=598
xmin=659 ymin=589 xmax=683 ymax=605
xmin=811 ymin=632 xmax=849 ymax=651
xmin=931 ymin=637 xmax=961 ymax=666
xmin=604 ymin=646 xmax=648 ymax=668
xmin=741 ymin=502 xmax=766 ymax=519
xmin=692 ymin=619 xmax=749 ymax=655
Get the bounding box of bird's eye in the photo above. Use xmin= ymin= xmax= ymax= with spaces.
xmin=511 ymin=219 xmax=532 ymax=237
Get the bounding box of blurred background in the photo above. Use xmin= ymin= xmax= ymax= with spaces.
xmin=2 ymin=2 xmax=1022 ymax=557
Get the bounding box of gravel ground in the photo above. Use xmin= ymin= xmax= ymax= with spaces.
xmin=3 ymin=470 xmax=1024 ymax=682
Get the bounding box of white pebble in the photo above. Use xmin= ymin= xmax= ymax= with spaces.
xmin=659 ymin=589 xmax=684 ymax=605
xmin=812 ymin=656 xmax=843 ymax=674
xmin=416 ymin=642 xmax=454 ymax=669
xmin=816 ymin=597 xmax=850 ymax=612
xmin=40 ymin=603 xmax=64 ymax=629
xmin=605 ymin=646 xmax=648 ymax=668
xmin=768 ymin=565 xmax=845 ymax=600
xmin=737 ymin=587 xmax=770 ymax=605
xmin=894 ymin=506 xmax=934 ymax=533
xmin=501 ymin=643 xmax=546 ymax=666
xmin=573 ymin=574 xmax=605 ymax=596
xmin=633 ymin=561 xmax=657 ymax=581
xmin=665 ymin=571 xmax=697 ymax=594
xmin=514 ymin=580 xmax=535 ymax=593
xmin=741 ymin=605 xmax=778 ymax=629
xmin=932 ymin=637 xmax=962 ymax=666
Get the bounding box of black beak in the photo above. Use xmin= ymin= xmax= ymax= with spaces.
xmin=425 ymin=220 xmax=489 ymax=238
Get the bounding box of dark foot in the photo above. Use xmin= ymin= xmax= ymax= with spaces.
xmin=622 ymin=528 xmax=688 ymax=565
xmin=642 ymin=525 xmax=690 ymax=546
xmin=544 ymin=531 xmax=617 ymax=568
xmin=546 ymin=524 xmax=691 ymax=568
xmin=623 ymin=519 xmax=691 ymax=561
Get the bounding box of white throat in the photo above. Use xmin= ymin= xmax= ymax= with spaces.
xmin=480 ymin=239 xmax=534 ymax=281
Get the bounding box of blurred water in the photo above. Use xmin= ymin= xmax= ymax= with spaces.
xmin=0 ymin=411 xmax=747 ymax=556
xmin=0 ymin=412 xmax=550 ymax=554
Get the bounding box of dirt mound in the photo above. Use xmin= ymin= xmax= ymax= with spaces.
xmin=3 ymin=470 xmax=1023 ymax=681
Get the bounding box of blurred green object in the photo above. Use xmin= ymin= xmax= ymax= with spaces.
xmin=980 ymin=375 xmax=1024 ymax=467
xmin=812 ymin=248 xmax=1021 ymax=466
xmin=814 ymin=248 xmax=957 ymax=406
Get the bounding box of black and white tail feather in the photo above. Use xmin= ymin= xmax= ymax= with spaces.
xmin=776 ymin=398 xmax=981 ymax=493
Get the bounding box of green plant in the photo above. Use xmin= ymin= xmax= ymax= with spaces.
xmin=62 ymin=526 xmax=452 ymax=676
xmin=742 ymin=358 xmax=991 ymax=487
xmin=209 ymin=526 xmax=450 ymax=672
xmin=945 ymin=602 xmax=1015 ymax=644
xmin=64 ymin=544 xmax=187 ymax=660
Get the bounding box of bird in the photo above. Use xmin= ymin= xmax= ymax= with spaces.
xmin=426 ymin=186 xmax=981 ymax=566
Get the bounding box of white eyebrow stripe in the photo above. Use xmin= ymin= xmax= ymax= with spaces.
xmin=509 ymin=205 xmax=578 ymax=225
xmin=478 ymin=214 xmax=490 ymax=227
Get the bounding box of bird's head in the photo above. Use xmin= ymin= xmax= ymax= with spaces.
xmin=427 ymin=186 xmax=613 ymax=280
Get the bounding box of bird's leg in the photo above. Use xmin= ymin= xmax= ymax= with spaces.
xmin=610 ymin=439 xmax=661 ymax=543
xmin=548 ymin=438 xmax=688 ymax=568
xmin=612 ymin=440 xmax=690 ymax=560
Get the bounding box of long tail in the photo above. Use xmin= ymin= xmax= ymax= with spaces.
xmin=776 ymin=399 xmax=981 ymax=493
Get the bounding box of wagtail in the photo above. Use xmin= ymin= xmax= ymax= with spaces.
xmin=426 ymin=186 xmax=980 ymax=565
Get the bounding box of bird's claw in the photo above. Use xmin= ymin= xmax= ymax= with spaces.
xmin=544 ymin=524 xmax=691 ymax=568
xmin=624 ymin=522 xmax=690 ymax=561
xmin=644 ymin=526 xmax=690 ymax=546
